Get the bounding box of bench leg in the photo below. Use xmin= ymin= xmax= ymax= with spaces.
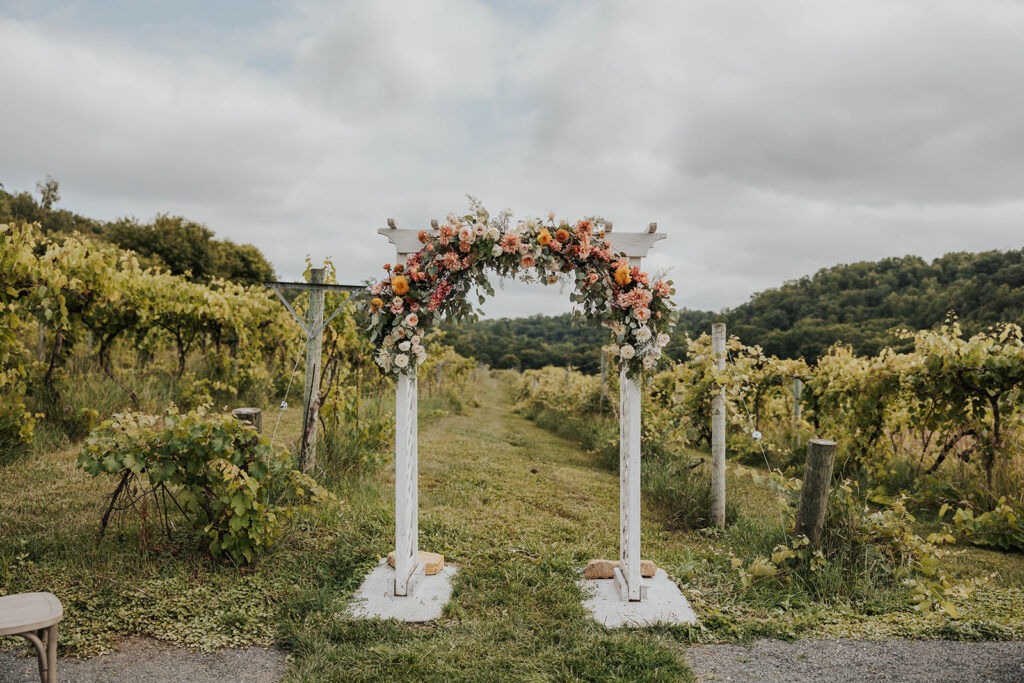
xmin=37 ymin=630 xmax=47 ymax=683
xmin=46 ymin=625 xmax=57 ymax=683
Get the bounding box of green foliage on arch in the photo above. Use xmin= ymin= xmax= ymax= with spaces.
xmin=362 ymin=209 xmax=676 ymax=378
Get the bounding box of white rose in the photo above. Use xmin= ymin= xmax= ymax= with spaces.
xmin=394 ymin=354 xmax=410 ymax=368
xmin=382 ymin=336 xmax=395 ymax=348
xmin=447 ymin=212 xmax=459 ymax=225
xmin=656 ymin=332 xmax=671 ymax=348
xmin=398 ymin=341 xmax=411 ymax=352
xmin=474 ymin=222 xmax=486 ymax=235
xmin=612 ymin=322 xmax=627 ymax=336
xmin=620 ymin=344 xmax=636 ymax=360
xmin=485 ymin=226 xmax=500 ymax=241
xmin=492 ymin=244 xmax=503 ymax=257
xmin=411 ymin=335 xmax=421 ymax=345
xmin=635 ymin=326 xmax=652 ymax=342
xmin=643 ymin=356 xmax=656 ymax=369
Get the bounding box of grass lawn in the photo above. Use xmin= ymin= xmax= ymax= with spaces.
xmin=3 ymin=372 xmax=1024 ymax=681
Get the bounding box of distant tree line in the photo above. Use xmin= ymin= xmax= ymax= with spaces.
xmin=440 ymin=314 xmax=607 ymax=373
xmin=0 ymin=177 xmax=276 ymax=285
xmin=444 ymin=249 xmax=1024 ymax=371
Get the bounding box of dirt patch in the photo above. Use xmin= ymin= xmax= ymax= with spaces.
xmin=0 ymin=637 xmax=286 ymax=682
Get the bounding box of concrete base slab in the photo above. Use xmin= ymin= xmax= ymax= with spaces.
xmin=349 ymin=559 xmax=457 ymax=622
xmin=580 ymin=568 xmax=698 ymax=628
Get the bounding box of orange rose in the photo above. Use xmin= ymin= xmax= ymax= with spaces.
xmin=614 ymin=265 xmax=631 ymax=286
xmin=393 ymin=264 xmax=404 ymax=274
xmin=538 ymin=229 xmax=552 ymax=246
xmin=391 ymin=275 xmax=410 ymax=295
xmin=418 ymin=230 xmax=429 ymax=243
xmin=555 ymin=228 xmax=570 ymax=243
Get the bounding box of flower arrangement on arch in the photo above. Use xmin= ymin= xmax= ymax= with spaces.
xmin=362 ymin=211 xmax=676 ymax=377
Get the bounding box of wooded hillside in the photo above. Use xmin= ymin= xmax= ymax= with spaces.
xmin=0 ymin=178 xmax=276 ymax=284
xmin=445 ymin=249 xmax=1024 ymax=368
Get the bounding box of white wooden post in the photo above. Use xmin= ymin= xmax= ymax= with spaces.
xmin=613 ymin=249 xmax=647 ymax=602
xmin=617 ymin=366 xmax=643 ymax=601
xmin=711 ymin=322 xmax=727 ymax=527
xmin=394 ymin=372 xmax=423 ymax=596
xmin=300 ymin=268 xmax=325 ymax=473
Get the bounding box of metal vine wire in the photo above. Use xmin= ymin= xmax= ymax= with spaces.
xmin=270 ymin=328 xmax=307 ymax=449
xmin=723 ymin=346 xmax=791 ymax=537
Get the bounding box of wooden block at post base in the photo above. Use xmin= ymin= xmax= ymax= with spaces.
xmin=584 ymin=559 xmax=657 ymax=579
xmin=387 ymin=550 xmax=444 ymax=575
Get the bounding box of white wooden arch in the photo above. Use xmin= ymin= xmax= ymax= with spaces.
xmin=379 ymin=220 xmax=665 ymax=603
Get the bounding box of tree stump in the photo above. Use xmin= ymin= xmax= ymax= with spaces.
xmin=794 ymin=439 xmax=838 ymax=544
xmin=231 ymin=407 xmax=263 ymax=434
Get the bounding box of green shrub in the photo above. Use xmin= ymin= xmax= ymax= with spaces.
xmin=644 ymin=453 xmax=739 ymax=529
xmin=940 ymin=499 xmax=1024 ymax=552
xmin=318 ymin=416 xmax=391 ymax=481
xmin=78 ymin=406 xmax=334 ymax=563
xmin=735 ymin=475 xmax=978 ymax=614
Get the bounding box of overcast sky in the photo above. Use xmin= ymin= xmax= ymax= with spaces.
xmin=2 ymin=0 xmax=1023 ymax=318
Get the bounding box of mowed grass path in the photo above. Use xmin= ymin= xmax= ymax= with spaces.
xmin=283 ymin=375 xmax=699 ymax=681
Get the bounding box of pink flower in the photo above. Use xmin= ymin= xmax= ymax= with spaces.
xmin=410 ymin=302 xmax=421 ymax=312
xmin=521 ymin=255 xmax=536 ymax=268
xmin=370 ymin=282 xmax=383 ymax=295
xmin=587 ymin=273 xmax=599 ymax=284
xmin=404 ymin=313 xmax=419 ymax=327
xmin=390 ymin=301 xmax=404 ymax=314
xmin=634 ymin=307 xmax=650 ymax=323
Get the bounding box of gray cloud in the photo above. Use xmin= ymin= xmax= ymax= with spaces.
xmin=1 ymin=0 xmax=1022 ymax=320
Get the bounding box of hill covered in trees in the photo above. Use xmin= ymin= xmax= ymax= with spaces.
xmin=726 ymin=250 xmax=1024 ymax=359
xmin=0 ymin=178 xmax=276 ymax=284
xmin=441 ymin=314 xmax=606 ymax=373
xmin=444 ymin=248 xmax=1024 ymax=370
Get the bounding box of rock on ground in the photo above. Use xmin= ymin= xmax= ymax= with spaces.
xmin=0 ymin=638 xmax=286 ymax=683
xmin=686 ymin=638 xmax=1024 ymax=682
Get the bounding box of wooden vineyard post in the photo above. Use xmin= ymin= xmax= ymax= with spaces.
xmin=231 ymin=407 xmax=262 ymax=433
xmin=599 ymin=350 xmax=608 ymax=413
xmin=300 ymin=268 xmax=326 ymax=473
xmin=794 ymin=439 xmax=838 ymax=544
xmin=710 ymin=322 xmax=727 ymax=528
xmin=791 ymin=378 xmax=803 ymax=448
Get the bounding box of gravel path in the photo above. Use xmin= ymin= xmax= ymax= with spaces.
xmin=686 ymin=639 xmax=1024 ymax=682
xmin=0 ymin=638 xmax=286 ymax=682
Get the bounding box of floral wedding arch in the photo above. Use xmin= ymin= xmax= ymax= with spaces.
xmin=367 ymin=211 xmax=672 ymax=602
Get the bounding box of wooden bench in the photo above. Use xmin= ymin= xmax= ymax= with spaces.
xmin=0 ymin=592 xmax=62 ymax=682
